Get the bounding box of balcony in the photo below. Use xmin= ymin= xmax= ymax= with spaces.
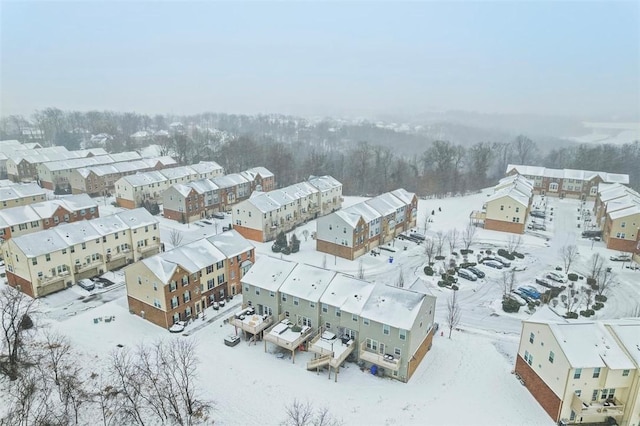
xmin=229 ymin=308 xmax=274 ymax=335
xmin=74 ymin=258 xmax=101 ymax=272
xmin=570 ymin=394 xmax=625 ymax=419
xmin=38 ymin=270 xmax=70 ymax=285
xmin=359 ymin=341 xmax=400 ymax=371
xmin=137 ymin=244 xmax=159 ymax=254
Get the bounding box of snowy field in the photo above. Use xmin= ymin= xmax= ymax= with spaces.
xmin=6 ymin=191 xmax=640 ymax=425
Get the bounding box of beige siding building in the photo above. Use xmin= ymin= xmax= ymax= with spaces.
xmin=0 ymin=183 xmax=47 ymax=210
xmin=5 ymin=208 xmax=160 ymax=298
xmin=473 ymin=175 xmax=533 ymax=234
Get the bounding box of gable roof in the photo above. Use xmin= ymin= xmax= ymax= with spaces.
xmin=320 ymin=274 xmax=376 ymax=315
xmin=360 ymin=285 xmax=427 ymax=330
xmin=241 ymin=256 xmax=297 ymax=292
xmin=507 ymin=164 xmax=630 ymax=185
xmin=279 ymin=263 xmax=336 ymax=302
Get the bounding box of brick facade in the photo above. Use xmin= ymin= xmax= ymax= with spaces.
xmin=484 ymin=219 xmax=525 ymax=234
xmin=515 ymin=355 xmax=561 ymax=422
xmin=116 ymin=198 xmax=136 ymax=209
xmin=407 ymin=328 xmax=434 ymax=382
xmin=128 ymin=295 xmax=169 ymax=329
xmin=233 ymin=225 xmax=265 ymax=243
xmin=6 ymin=272 xmax=36 ymax=298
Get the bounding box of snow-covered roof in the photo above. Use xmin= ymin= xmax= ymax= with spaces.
xmin=366 ymin=196 xmax=397 ymax=217
xmin=344 ymin=202 xmax=380 ymax=224
xmin=162 ymin=238 xmax=226 ymax=274
xmin=308 ymin=175 xmax=342 ymax=192
xmin=279 ymin=263 xmax=336 ymax=302
xmin=187 ymin=179 xmax=219 ymax=194
xmin=160 ymin=166 xmax=196 ymax=180
xmin=190 ymin=161 xmax=223 ymax=174
xmin=507 ymin=164 xmax=630 ymax=185
xmin=548 ymin=322 xmax=635 ymax=369
xmin=390 ymin=188 xmax=416 ymax=205
xmin=29 ymin=194 xmax=96 ymax=217
xmin=90 ymin=214 xmax=129 ymax=235
xmin=207 ymin=229 xmax=255 ymax=258
xmin=41 ymin=155 xmax=115 ymax=172
xmin=333 ymin=209 xmax=365 ymax=228
xmin=115 ymin=208 xmax=158 ymax=228
xmin=609 ymin=205 xmax=640 ymax=220
xmin=241 ymin=256 xmax=297 ymax=292
xmin=360 ymin=285 xmax=427 ymax=330
xmin=320 ymin=274 xmax=375 ymax=315
xmin=608 ymin=321 xmax=640 ymax=366
xmin=242 ymin=166 xmax=274 ymax=179
xmin=279 ymin=182 xmax=319 ymax=200
xmin=0 ymin=183 xmax=46 ymax=201
xmin=55 ymin=220 xmax=102 ymax=245
xmin=170 ymin=184 xmax=194 ymax=198
xmin=486 ymin=185 xmax=530 ymax=207
xmin=109 ymin=151 xmax=142 ymax=162
xmin=245 ymin=192 xmax=282 ymax=213
xmin=11 ymin=230 xmax=68 ymax=257
xmin=0 ymin=205 xmax=41 ymax=226
xmin=120 ymin=171 xmax=167 ymax=187
xmin=141 ymin=256 xmax=178 ymax=284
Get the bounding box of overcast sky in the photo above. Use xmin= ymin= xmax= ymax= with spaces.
xmin=1 ymin=1 xmax=639 ymax=120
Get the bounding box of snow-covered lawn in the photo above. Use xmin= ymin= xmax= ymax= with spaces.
xmin=6 ymin=191 xmax=640 ymax=425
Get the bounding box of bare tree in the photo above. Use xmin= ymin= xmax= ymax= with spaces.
xmin=2 ymin=365 xmax=55 ymax=425
xmin=424 ymin=238 xmax=436 ymax=265
xmin=512 ymin=135 xmax=537 ymax=165
xmin=0 ymin=286 xmax=38 ymax=380
xmin=461 ymin=223 xmax=477 ymax=250
xmin=589 ymin=253 xmax=604 ymax=279
xmin=447 ymin=228 xmax=459 ymax=253
xmin=559 ymin=245 xmax=579 ymax=273
xmin=563 ymin=288 xmax=580 ymax=315
xmin=168 ymin=228 xmax=184 ymax=248
xmin=506 ymin=235 xmax=523 ymax=253
xmin=435 ymin=231 xmax=446 ymax=257
xmin=446 ymin=290 xmax=461 ymax=339
xmin=357 ymin=259 xmax=365 ymax=280
xmin=109 ymin=348 xmax=147 ymax=426
xmin=282 ymin=399 xmax=342 ymax=426
xmin=584 ymin=289 xmax=593 ymax=310
xmin=422 ymin=213 xmax=431 ymax=235
xmin=396 ymin=268 xmax=404 ymax=288
xmin=595 ymin=268 xmax=615 ymax=297
xmin=302 ymin=229 xmax=310 ymax=242
xmin=500 ymin=270 xmax=516 ymax=297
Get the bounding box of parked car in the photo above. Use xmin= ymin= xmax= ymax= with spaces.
xmin=530 ymin=210 xmax=546 ymax=219
xmin=508 ymin=292 xmax=527 ymax=306
xmin=467 ymin=266 xmax=485 ymax=278
xmin=581 ymin=230 xmax=603 ymax=239
xmin=528 ymin=222 xmax=546 ymax=231
xmin=222 ymin=225 xmax=232 ymax=232
xmin=409 ymin=232 xmax=426 ymax=241
xmin=77 ymin=278 xmax=95 ymax=291
xmin=224 ymin=335 xmax=241 ymax=347
xmin=535 ymin=278 xmax=557 ymax=289
xmin=610 ymin=254 xmax=631 ymax=262
xmin=517 ymin=286 xmax=541 ymax=300
xmin=201 ymin=220 xmax=212 ymax=225
xmin=169 ymin=321 xmax=186 ymax=333
xmin=212 ymin=212 xmax=225 ymax=219
xmin=483 ymin=260 xmax=503 ymax=269
xmin=546 ymin=272 xmax=566 ymax=283
xmin=494 ymin=257 xmax=511 ymax=268
xmin=458 ymin=269 xmax=477 ymax=281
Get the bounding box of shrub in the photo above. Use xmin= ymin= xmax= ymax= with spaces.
xmin=281 ymin=246 xmax=292 ymax=255
xmin=586 ymin=277 xmax=596 ymax=286
xmin=549 ymin=287 xmax=563 ymax=298
xmin=595 ymin=295 xmax=607 ymax=303
xmin=555 ymin=266 xmax=562 ymax=271
xmin=290 ymin=325 xmax=302 ymax=332
xmin=460 ymin=249 xmax=474 ymax=255
xmin=497 ymin=249 xmax=515 ymax=260
xmin=459 ymin=262 xmax=477 ymax=269
xmin=435 ymin=255 xmax=446 ymax=261
xmin=502 ymin=298 xmax=521 ymax=313
xmin=437 ymin=281 xmax=448 ymax=288
xmin=424 ymin=266 xmax=434 ymax=276
xmin=512 ymin=251 xmax=524 ymax=259
xmin=451 ymin=285 xmax=459 ymax=291
xmin=564 ymin=312 xmax=579 ymax=319
xmin=567 ymin=273 xmax=578 ymax=282
xmin=593 ymin=302 xmax=604 ymax=310
xmin=579 ymin=309 xmax=595 ymax=317
xmin=485 ymin=249 xmax=492 ymax=255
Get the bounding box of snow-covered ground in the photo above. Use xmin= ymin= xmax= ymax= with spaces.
xmin=6 ymin=191 xmax=640 ymax=425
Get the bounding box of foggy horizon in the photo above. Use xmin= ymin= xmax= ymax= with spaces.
xmin=1 ymin=1 xmax=639 ymax=121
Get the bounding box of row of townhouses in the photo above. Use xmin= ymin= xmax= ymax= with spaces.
xmin=506 ymin=164 xmax=629 ymax=200
xmin=5 ymin=208 xmax=161 ymax=298
xmin=517 ymin=314 xmax=640 ymax=426
xmin=594 ymin=183 xmax=640 ymax=259
xmin=125 ymin=230 xmax=255 ymax=328
xmin=0 ymin=183 xmax=48 ymax=210
xmin=471 ymin=174 xmax=534 ymax=234
xmin=235 ymin=256 xmax=436 ymax=383
xmin=0 ymin=194 xmax=98 ymax=242
xmin=0 ymin=140 xmax=44 ymax=178
xmin=315 ymin=188 xmax=417 ymax=260
xmin=163 ymin=167 xmax=276 ymax=223
xmin=37 ymin=151 xmax=147 ymax=190
xmin=69 ymin=156 xmax=178 ymax=196
xmin=7 ymin=146 xmax=109 ymax=183
xmin=115 ymin=161 xmax=226 ymax=209
xmin=231 ymin=175 xmax=343 ymax=242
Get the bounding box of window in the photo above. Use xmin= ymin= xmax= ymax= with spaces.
xmin=171 ymin=296 xmax=179 ymax=309
xmin=382 ymin=324 xmax=390 ymax=335
xmin=352 ymin=313 xmax=358 ymax=322
xmin=207 ymin=279 xmax=214 ymax=290
xmin=548 ymin=351 xmax=554 ymax=363
xmin=394 ymin=347 xmax=401 ymax=356
xmin=325 ymin=322 xmax=331 ymax=329
xmin=153 ymin=298 xmax=161 ymax=308
xmin=574 ymin=368 xmax=582 ymax=379
xmin=153 ymin=282 xmax=158 ymax=291
xmin=182 ymin=275 xmax=188 ymax=285
xmin=591 ymin=390 xmax=598 ymax=401
xmin=310 ymin=301 xmax=315 ymax=308
xmin=623 ymin=369 xmax=630 ymax=377
xmin=500 ymin=205 xmax=504 ymax=211
xmin=366 ymin=338 xmax=378 ymax=352
xmin=575 ymin=390 xmax=581 ymax=397
xmin=170 ymin=281 xmax=177 ymax=292
xmin=399 ymin=329 xmax=407 ymax=340
xmin=255 ymin=288 xmax=260 ymax=295
xmin=593 ymin=367 xmax=601 ymax=378
xmin=569 ymin=411 xmax=576 ymax=422
xmin=524 ymin=350 xmax=529 ymax=363
xmin=529 ymin=332 xmax=535 ymax=344
xmin=335 ymin=308 xmax=341 ymax=317
xmin=322 ymin=303 xmax=328 ymax=313
xmin=183 ymin=291 xmax=191 ymax=303
xmin=32 ymin=258 xmax=37 ymax=266
xmin=281 ymin=293 xmax=287 ymax=302
xmin=270 ymin=291 xmax=275 ymax=297
xmin=81 ymin=242 xmax=86 ymax=250
xmin=293 ymin=297 xmax=299 ymax=306
xmin=363 ymin=318 xmax=369 ymax=326
xmin=45 ymin=254 xmax=51 ymax=262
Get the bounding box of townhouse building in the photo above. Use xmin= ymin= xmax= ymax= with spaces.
xmin=7 ymin=147 xmax=107 ymax=183
xmin=5 ymin=208 xmax=160 ymax=298
xmin=115 ymin=161 xmax=224 ymax=209
xmin=162 ymin=168 xmax=275 ymax=223
xmin=125 ymin=230 xmax=255 ymax=328
xmin=0 ymin=194 xmax=98 ymax=242
xmin=316 ymin=188 xmax=417 ymax=260
xmin=0 ymin=183 xmax=48 ymax=210
xmin=516 ymin=317 xmax=640 ymax=426
xmin=506 ymin=164 xmax=629 ymax=200
xmin=69 ymin=157 xmax=177 ymax=196
xmin=471 ymin=175 xmax=534 ymax=234
xmin=37 ymin=151 xmax=142 ymax=190
xmin=237 ymin=257 xmax=436 ymax=383
xmin=308 ymin=175 xmax=343 ymax=215
xmin=592 ymin=184 xmax=640 ymax=257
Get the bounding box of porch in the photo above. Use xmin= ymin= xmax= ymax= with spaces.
xmin=570 ymin=394 xmax=625 ymax=420
xmin=228 ymin=306 xmax=274 ymax=343
xmin=307 ymin=330 xmax=356 ymax=382
xmin=359 ymin=341 xmax=401 ymax=372
xmin=263 ymin=318 xmax=314 ymax=364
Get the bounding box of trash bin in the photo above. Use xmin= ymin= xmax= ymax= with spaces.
xmin=389 ymin=257 xmax=394 ymax=264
